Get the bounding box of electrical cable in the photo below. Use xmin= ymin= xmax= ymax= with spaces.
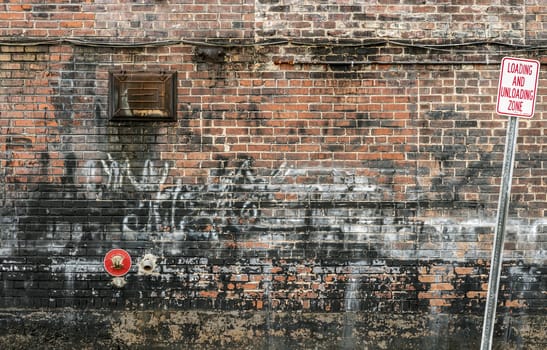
xmin=180 ymin=38 xmax=289 ymax=48
xmin=0 ymin=36 xmax=545 ymax=52
xmin=0 ymin=36 xmax=545 ymax=66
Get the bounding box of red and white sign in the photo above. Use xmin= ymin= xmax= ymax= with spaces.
xmin=103 ymin=249 xmax=132 ymax=277
xmin=496 ymin=57 xmax=540 ymax=118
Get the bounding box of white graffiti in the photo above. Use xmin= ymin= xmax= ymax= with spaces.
xmin=86 ymin=154 xmax=268 ymax=241
xmin=77 ymin=153 xmax=546 ymax=264
xmin=121 ymin=158 xmax=172 ymax=238
xmin=100 ymin=154 xmax=128 ymax=192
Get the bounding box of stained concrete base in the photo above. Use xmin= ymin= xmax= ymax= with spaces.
xmin=0 ymin=310 xmax=543 ymax=349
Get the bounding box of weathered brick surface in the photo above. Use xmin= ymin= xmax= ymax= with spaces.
xmin=0 ymin=1 xmax=546 ymax=349
xmin=1 ymin=310 xmax=545 ymax=350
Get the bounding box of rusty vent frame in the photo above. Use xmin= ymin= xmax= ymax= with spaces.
xmin=108 ymin=71 xmax=177 ymax=121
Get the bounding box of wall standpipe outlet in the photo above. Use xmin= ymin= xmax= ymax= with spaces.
xmin=103 ymin=249 xmax=132 ymax=288
xmin=138 ymin=254 xmax=158 ymax=275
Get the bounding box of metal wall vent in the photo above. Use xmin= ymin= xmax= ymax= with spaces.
xmin=109 ymin=71 xmax=177 ymax=121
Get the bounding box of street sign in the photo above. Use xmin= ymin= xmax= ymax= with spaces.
xmin=496 ymin=57 xmax=540 ymax=118
xmin=482 ymin=57 xmax=541 ymax=350
xmin=104 ymin=249 xmax=132 ymax=277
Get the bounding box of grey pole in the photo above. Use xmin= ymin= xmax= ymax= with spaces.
xmin=480 ymin=116 xmax=519 ymax=350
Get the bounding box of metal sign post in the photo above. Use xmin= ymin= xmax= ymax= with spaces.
xmin=479 ymin=116 xmax=518 ymax=350
xmin=480 ymin=57 xmax=540 ymax=350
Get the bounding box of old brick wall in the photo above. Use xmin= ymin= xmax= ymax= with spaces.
xmin=0 ymin=1 xmax=546 ymax=349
